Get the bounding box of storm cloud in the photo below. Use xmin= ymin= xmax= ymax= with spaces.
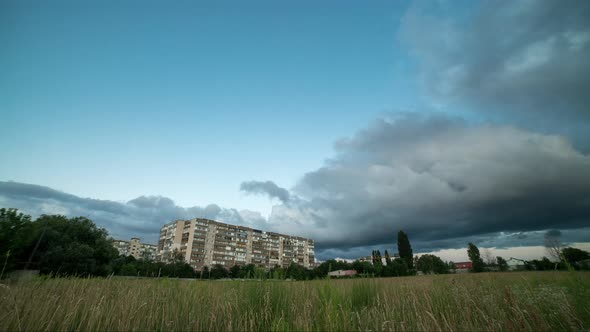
xmin=0 ymin=181 xmax=267 ymax=244
xmin=262 ymin=114 xmax=590 ymax=254
xmin=240 ymin=180 xmax=291 ymax=203
xmin=400 ymin=0 xmax=590 ymax=147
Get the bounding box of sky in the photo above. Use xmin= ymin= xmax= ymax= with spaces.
xmin=1 ymin=0 xmax=589 ymax=261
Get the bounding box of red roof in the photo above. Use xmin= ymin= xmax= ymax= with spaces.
xmin=454 ymin=262 xmax=473 ymax=269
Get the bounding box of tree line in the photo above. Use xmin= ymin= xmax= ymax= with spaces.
xmin=2 ymin=208 xmax=588 ymax=279
xmin=0 ymin=208 xmax=195 ymax=278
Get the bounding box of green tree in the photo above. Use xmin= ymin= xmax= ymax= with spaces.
xmin=0 ymin=208 xmax=35 ymax=274
xmin=351 ymin=260 xmax=374 ymax=276
xmin=26 ymin=215 xmax=119 ymax=276
xmin=448 ymin=261 xmax=456 ymax=273
xmin=373 ymin=250 xmax=383 ymax=276
xmin=389 ymin=258 xmax=409 ymax=276
xmin=201 ymin=266 xmax=210 ymax=279
xmin=467 ymin=243 xmax=485 ymax=273
xmin=286 ymin=262 xmax=307 ymax=280
xmin=270 ymin=265 xmax=286 ymax=279
xmin=384 ymin=250 xmax=392 ymax=265
xmin=561 ymin=247 xmax=590 ymax=265
xmin=397 ymin=231 xmax=414 ymax=270
xmin=416 ymin=254 xmax=449 ymax=274
xmin=496 ymin=256 xmax=508 ymax=272
xmin=210 ymin=264 xmax=228 ymax=279
xmin=229 ymin=264 xmax=242 ymax=278
xmin=120 ymin=263 xmax=138 ymax=276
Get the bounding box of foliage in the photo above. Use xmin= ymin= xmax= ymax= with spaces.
xmin=416 ymin=254 xmax=450 ymax=274
xmin=210 ymin=264 xmax=229 ymax=279
xmin=525 ymin=257 xmax=567 ymax=271
xmin=372 ymin=250 xmax=383 ymax=275
xmin=351 ymin=260 xmax=374 ymax=276
xmin=286 ymin=262 xmax=307 ymax=280
xmin=496 ymin=256 xmax=509 ymax=272
xmin=467 ymin=243 xmax=485 ymax=273
xmin=112 ymin=255 xmax=196 ymax=278
xmin=0 ymin=208 xmax=35 ymax=274
xmin=384 ymin=258 xmax=409 ymax=277
xmin=562 ymin=247 xmax=590 ymax=270
xmin=397 ymin=231 xmax=414 ymax=270
xmin=0 ymin=209 xmax=118 ymax=277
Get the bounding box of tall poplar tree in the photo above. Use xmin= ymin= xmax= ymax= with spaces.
xmin=384 ymin=250 xmax=392 ymax=265
xmin=467 ymin=242 xmax=485 ymax=272
xmin=397 ymin=230 xmax=414 ymax=270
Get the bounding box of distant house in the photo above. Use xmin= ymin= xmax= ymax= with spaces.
xmin=328 ymin=270 xmax=357 ymax=277
xmin=454 ymin=262 xmax=472 ymax=272
xmin=506 ymin=257 xmax=527 ymax=271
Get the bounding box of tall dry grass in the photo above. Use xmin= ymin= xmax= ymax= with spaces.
xmin=1 ymin=272 xmax=588 ymax=331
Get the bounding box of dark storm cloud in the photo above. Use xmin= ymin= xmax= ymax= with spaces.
xmin=400 ymin=0 xmax=590 ymax=147
xmin=265 ymin=114 xmax=590 ymax=255
xmin=240 ymin=180 xmax=291 ymax=203
xmin=0 ymin=181 xmax=266 ymax=244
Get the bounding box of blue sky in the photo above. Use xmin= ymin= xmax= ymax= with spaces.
xmin=1 ymin=0 xmax=589 ymax=260
xmin=1 ymin=0 xmax=424 ymax=213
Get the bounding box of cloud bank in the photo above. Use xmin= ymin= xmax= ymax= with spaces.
xmin=0 ymin=181 xmax=267 ymax=244
xmin=400 ymin=0 xmax=590 ymax=148
xmin=260 ymin=114 xmax=590 ymax=255
xmin=2 ymin=114 xmax=589 ymax=258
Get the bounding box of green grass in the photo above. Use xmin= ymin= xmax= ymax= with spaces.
xmin=1 ymin=272 xmax=589 ymax=331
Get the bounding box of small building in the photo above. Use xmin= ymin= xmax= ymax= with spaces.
xmin=506 ymin=257 xmax=527 ymax=271
xmin=328 ymin=269 xmax=357 ymax=277
xmin=454 ymin=262 xmax=472 ymax=271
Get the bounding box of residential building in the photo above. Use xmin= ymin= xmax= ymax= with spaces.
xmin=157 ymin=218 xmax=315 ymax=271
xmin=454 ymin=261 xmax=472 ymax=273
xmin=328 ymin=269 xmax=357 ymax=277
xmin=112 ymin=237 xmax=157 ymax=260
xmin=506 ymin=257 xmax=527 ymax=271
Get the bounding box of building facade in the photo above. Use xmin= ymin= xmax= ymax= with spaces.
xmin=157 ymin=218 xmax=315 ymax=271
xmin=112 ymin=237 xmax=157 ymax=260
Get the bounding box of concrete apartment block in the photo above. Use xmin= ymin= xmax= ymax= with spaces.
xmin=157 ymin=218 xmax=315 ymax=271
xmin=112 ymin=237 xmax=157 ymax=260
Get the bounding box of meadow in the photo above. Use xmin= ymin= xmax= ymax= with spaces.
xmin=1 ymin=272 xmax=589 ymax=331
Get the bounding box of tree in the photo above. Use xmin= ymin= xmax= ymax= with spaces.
xmin=561 ymin=247 xmax=589 ymax=263
xmin=229 ymin=264 xmax=242 ymax=278
xmin=351 ymin=260 xmax=374 ymax=276
xmin=372 ymin=250 xmax=383 ymax=276
xmin=448 ymin=261 xmax=456 ymax=273
xmin=0 ymin=208 xmax=35 ymax=274
xmin=26 ymin=215 xmax=119 ymax=276
xmin=496 ymin=256 xmax=508 ymax=272
xmin=416 ymin=254 xmax=449 ymax=274
xmin=467 ymin=243 xmax=485 ymax=273
xmin=482 ymin=248 xmax=496 ymax=266
xmin=270 ymin=265 xmax=286 ymax=280
xmin=210 ymin=264 xmax=229 ymax=279
xmin=544 ymin=230 xmax=563 ymax=262
xmin=388 ymin=258 xmax=409 ymax=276
xmin=384 ymin=250 xmax=392 ymax=265
xmin=562 ymin=247 xmax=590 ymax=269
xmin=397 ymin=231 xmax=413 ymax=270
xmin=286 ymin=262 xmax=307 ymax=280
xmin=201 ymin=266 xmax=210 ymax=279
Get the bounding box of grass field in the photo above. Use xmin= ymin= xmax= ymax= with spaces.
xmin=1 ymin=272 xmax=589 ymax=331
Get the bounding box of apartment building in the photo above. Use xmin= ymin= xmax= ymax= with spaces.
xmin=157 ymin=218 xmax=315 ymax=271
xmin=112 ymin=237 xmax=158 ymax=260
